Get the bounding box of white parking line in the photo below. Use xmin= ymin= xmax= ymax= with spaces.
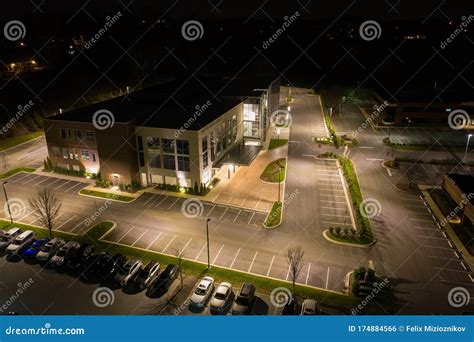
xmin=65 ymin=182 xmax=83 ymax=193
xmin=322 ymin=221 xmax=353 ymax=226
xmin=155 ymin=195 xmax=169 ymax=208
xmin=404 ymin=204 xmax=426 ymax=209
xmin=143 ymin=194 xmax=157 ymax=206
xmin=117 ymin=227 xmax=135 ymax=243
xmin=319 ymin=194 xmax=347 ymax=198
xmin=230 ymin=248 xmax=241 ymax=269
xmin=195 ymin=242 xmax=208 ymax=260
xmin=219 ymin=207 xmax=229 ymax=220
xmin=233 ymin=209 xmax=242 ymax=223
xmin=162 ymin=235 xmax=177 ymax=253
xmin=461 ymin=262 xmax=467 ymax=271
xmin=406 ymin=211 xmax=432 ymax=215
xmin=21 ymin=174 xmax=41 ymax=185
xmin=320 ymin=200 xmax=347 ymax=204
xmin=212 ymin=244 xmax=224 ymax=264
xmin=267 ymin=255 xmax=275 ymax=276
xmin=146 ymin=232 xmax=163 ymax=249
xmin=206 ymin=204 xmax=216 ymax=217
xmin=54 ymin=180 xmax=72 ymax=191
xmin=248 ymin=252 xmax=258 ymax=272
xmin=247 ymin=212 xmax=256 ymax=225
xmin=181 ymin=238 xmax=193 ymax=254
xmin=55 ymin=215 xmax=77 ymax=231
xmin=322 ymin=213 xmax=350 ymax=218
xmin=319 ymin=189 xmax=345 ymax=193
xmin=320 ymin=206 xmax=348 ymax=211
xmin=306 ymin=263 xmax=311 ymax=285
xmin=12 ymin=173 xmax=31 ymax=183
xmin=410 ymin=218 xmax=435 ymax=223
xmin=132 ymin=230 xmax=149 ymax=246
xmin=448 ymin=240 xmax=453 ymax=248
xmin=325 ymin=267 xmax=330 ymax=289
xmin=400 ymin=197 xmax=421 ymax=202
xmin=424 ymin=245 xmax=455 ymax=251
xmin=286 ymin=265 xmax=291 ymax=281
xmin=45 ymin=178 xmax=62 ymax=188
xmin=167 ymin=198 xmax=181 ymax=210
xmin=434 ymin=267 xmax=470 ymax=274
xmin=35 ymin=176 xmax=51 ymax=186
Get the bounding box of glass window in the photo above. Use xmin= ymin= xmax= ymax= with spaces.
xmin=81 ymin=150 xmax=90 ymax=160
xmin=161 ymin=139 xmax=175 ymax=153
xmin=74 ymin=130 xmax=82 ymax=140
xmin=146 ymin=137 xmax=161 ymax=151
xmin=176 ymin=140 xmax=189 ymax=155
xmin=73 ymin=149 xmax=79 ymax=160
xmin=85 ymin=131 xmax=95 ymax=141
xmin=67 ymin=129 xmax=73 ymax=139
xmin=177 ymin=156 xmax=190 ymax=171
xmin=149 ymin=153 xmax=161 ymax=168
xmin=92 ymin=152 xmax=97 ymax=162
xmin=137 ymin=136 xmax=144 ymax=151
xmin=139 ymin=152 xmax=145 ymax=167
xmin=62 ymin=148 xmax=69 ymax=159
xmin=163 ymin=155 xmax=175 ymax=170
xmin=52 ymin=147 xmax=61 ymax=157
xmin=202 ymin=151 xmax=208 ymax=168
xmin=60 ymin=129 xmax=67 ymax=139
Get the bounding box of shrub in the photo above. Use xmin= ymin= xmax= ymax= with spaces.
xmin=131 ymin=180 xmax=141 ymax=190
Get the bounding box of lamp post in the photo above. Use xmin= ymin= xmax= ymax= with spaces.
xmin=206 ymin=218 xmax=211 ymax=269
xmin=463 ymin=134 xmax=472 ymax=163
xmin=2 ymin=181 xmax=12 ymax=224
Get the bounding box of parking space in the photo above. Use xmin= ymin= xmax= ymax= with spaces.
xmin=315 ymin=159 xmax=355 ymax=229
xmin=400 ymin=194 xmax=474 ymax=287
xmin=136 ymin=192 xmax=267 ymax=229
xmin=380 ymin=127 xmax=472 ymax=147
xmin=5 ymin=173 xmax=89 ymax=194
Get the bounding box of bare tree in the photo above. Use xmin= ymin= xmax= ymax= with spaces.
xmin=29 ymin=188 xmax=62 ymax=238
xmin=171 ymin=247 xmax=185 ymax=290
xmin=286 ymin=246 xmax=305 ymax=294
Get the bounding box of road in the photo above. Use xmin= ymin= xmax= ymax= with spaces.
xmin=0 ymin=136 xmax=46 ymax=173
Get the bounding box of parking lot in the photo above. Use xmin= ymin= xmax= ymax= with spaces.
xmin=399 ymin=192 xmax=474 ymax=288
xmin=135 ymin=192 xmax=268 ymax=228
xmin=314 ymin=159 xmax=356 ymax=230
xmin=379 ymin=127 xmax=472 ymax=147
xmin=5 ymin=172 xmax=89 ymax=195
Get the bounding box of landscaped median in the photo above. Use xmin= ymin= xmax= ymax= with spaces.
xmin=263 ymin=201 xmax=282 ymax=228
xmin=319 ymin=153 xmax=376 ymax=246
xmin=79 ymin=189 xmax=136 ymax=202
xmin=268 ymin=138 xmax=288 ymax=150
xmin=0 ymin=167 xmax=36 ymax=180
xmin=260 ymin=158 xmax=286 ymax=183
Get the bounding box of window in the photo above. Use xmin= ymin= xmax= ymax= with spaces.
xmin=149 ymin=154 xmax=161 ymax=168
xmin=146 ymin=137 xmax=160 ymax=151
xmin=52 ymin=147 xmax=61 ymax=157
xmin=92 ymin=152 xmax=97 ymax=162
xmin=202 ymin=137 xmax=208 ymax=168
xmin=85 ymin=131 xmax=95 ymax=141
xmin=74 ymin=130 xmax=82 ymax=140
xmin=60 ymin=129 xmax=67 ymax=139
xmin=163 ymin=155 xmax=175 ymax=170
xmin=137 ymin=136 xmax=144 ymax=151
xmin=176 ymin=140 xmax=189 ymax=155
xmin=177 ymin=156 xmax=190 ymax=171
xmin=67 ymin=129 xmax=73 ymax=139
xmin=161 ymin=139 xmax=175 ymax=153
xmin=73 ymin=149 xmax=79 ymax=160
xmin=62 ymin=148 xmax=69 ymax=159
xmin=81 ymin=150 xmax=90 ymax=160
xmin=139 ymin=152 xmax=145 ymax=167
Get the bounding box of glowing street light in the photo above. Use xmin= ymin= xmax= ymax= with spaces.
xmin=463 ymin=133 xmax=472 ymax=163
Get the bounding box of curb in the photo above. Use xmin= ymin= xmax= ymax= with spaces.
xmin=77 ymin=190 xmax=140 ymax=203
xmin=322 ymin=230 xmax=376 ymax=248
xmin=0 ymin=169 xmax=35 ymax=180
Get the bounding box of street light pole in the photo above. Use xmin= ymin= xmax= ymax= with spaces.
xmin=2 ymin=181 xmax=12 ymax=224
xmin=463 ymin=134 xmax=472 ymax=163
xmin=206 ymin=218 xmax=211 ymax=269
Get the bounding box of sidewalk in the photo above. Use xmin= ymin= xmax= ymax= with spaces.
xmin=33 ymin=170 xmax=95 ymax=184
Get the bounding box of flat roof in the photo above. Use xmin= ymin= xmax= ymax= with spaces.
xmin=45 ymin=76 xmax=274 ymax=130
xmin=446 ymin=173 xmax=474 ymax=203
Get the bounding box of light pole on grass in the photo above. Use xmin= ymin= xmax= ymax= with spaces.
xmin=2 ymin=181 xmax=12 ymax=224
xmin=463 ymin=134 xmax=472 ymax=163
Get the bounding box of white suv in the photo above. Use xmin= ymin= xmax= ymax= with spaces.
xmin=189 ymin=276 xmax=214 ymax=307
xmin=6 ymin=230 xmax=35 ymax=255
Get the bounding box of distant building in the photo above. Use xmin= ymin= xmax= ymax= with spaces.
xmin=43 ymin=77 xmax=281 ymax=189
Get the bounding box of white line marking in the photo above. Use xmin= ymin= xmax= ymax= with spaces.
xmin=195 ymin=242 xmax=207 ymax=260
xmin=306 ymin=263 xmax=311 ymax=285
xmin=469 ymin=274 xmax=474 ymax=282
xmin=161 ymin=235 xmax=177 ymax=253
xmin=386 ymin=168 xmax=392 ymax=176
xmin=320 ymin=200 xmax=347 ymax=204
xmin=248 ymin=252 xmax=258 ymax=272
xmin=448 ymin=240 xmax=453 ymax=248
xmin=325 ymin=267 xmax=330 ymax=289
xmin=219 ymin=207 xmax=229 ymax=220
xmin=132 ymin=230 xmax=149 ymax=246
xmin=267 ymin=255 xmax=275 ymax=276
xmin=286 ymin=265 xmax=291 ymax=281
xmin=155 ymin=195 xmax=169 ymax=208
xmin=366 ymin=158 xmax=385 ymax=161
xmin=434 ymin=267 xmax=470 ymax=274
xmin=55 ymin=215 xmax=77 ymax=231
xmin=410 ymin=218 xmax=435 ymax=223
xmin=35 ymin=176 xmax=51 ymax=186
xmin=206 ymin=204 xmax=216 ymax=217
xmin=53 ymin=180 xmax=70 ymax=191
xmin=180 ymin=238 xmax=193 ymax=254
xmin=65 ymin=182 xmax=83 ymax=193
xmin=212 ymin=245 xmax=224 ymax=265
xmin=461 ymin=262 xmax=467 ymax=271
xmin=117 ymin=226 xmax=135 ymax=243
xmin=167 ymin=197 xmax=181 ymax=210
xmin=233 ymin=209 xmax=242 ymax=223
xmin=247 ymin=212 xmax=256 ymax=225
xmin=143 ymin=194 xmax=157 ymax=206
xmin=322 ymin=221 xmax=353 ymax=226
xmin=230 ymin=248 xmax=241 ymax=269
xmin=320 ymin=207 xmax=348 ymax=211
xmin=359 ymin=146 xmax=374 ymax=149
xmin=322 ymin=213 xmax=351 ymax=218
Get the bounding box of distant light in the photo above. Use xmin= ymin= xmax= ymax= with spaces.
xmin=19 ymin=42 xmax=25 ymax=47
xmin=179 ymin=187 xmax=186 ymax=193
xmin=31 ymin=60 xmax=37 ymax=65
xmin=10 ymin=63 xmax=15 ymax=68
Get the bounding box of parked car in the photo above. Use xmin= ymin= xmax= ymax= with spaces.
xmin=114 ymin=259 xmax=143 ymax=287
xmin=6 ymin=230 xmax=35 ymax=256
xmin=210 ymin=282 xmax=232 ymax=313
xmin=98 ymin=253 xmax=127 ymax=280
xmin=300 ymin=299 xmax=318 ymax=315
xmin=135 ymin=261 xmax=160 ymax=290
xmin=0 ymin=228 xmax=22 ymax=252
xmin=50 ymin=241 xmax=80 ymax=268
xmin=148 ymin=264 xmax=180 ymax=295
xmin=36 ymin=238 xmax=65 ymax=262
xmin=22 ymin=238 xmax=49 ymax=259
xmin=190 ymin=276 xmax=214 ymax=308
xmin=231 ymin=282 xmax=255 ymax=315
xmin=66 ymin=243 xmax=95 ymax=271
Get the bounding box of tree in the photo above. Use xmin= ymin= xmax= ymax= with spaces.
xmin=286 ymin=246 xmax=305 ymax=295
xmin=171 ymin=247 xmax=185 ymax=290
xmin=405 ymin=164 xmax=428 ymax=189
xmin=28 ymin=188 xmax=62 ymax=238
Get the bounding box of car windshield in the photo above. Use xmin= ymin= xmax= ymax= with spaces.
xmin=195 ymin=287 xmax=206 ymax=295
xmin=138 ymin=269 xmax=149 ymax=279
xmin=0 ymin=236 xmax=9 ymax=242
xmin=11 ymin=239 xmax=22 ymax=246
xmin=41 ymin=244 xmax=52 ymax=252
xmin=214 ymin=291 xmax=227 ymax=300
xmin=235 ymin=295 xmax=248 ymax=305
xmin=56 ymin=249 xmax=66 ymax=256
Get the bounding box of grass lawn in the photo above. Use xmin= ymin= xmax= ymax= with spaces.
xmin=264 ymin=201 xmax=282 ymax=228
xmin=0 ymin=219 xmax=383 ymax=312
xmin=0 ymin=131 xmax=44 ymax=151
xmin=260 ymin=158 xmax=286 ymax=183
xmin=0 ymin=167 xmax=36 ymax=179
xmin=79 ymin=189 xmax=135 ymax=202
xmin=268 ymin=139 xmax=288 ymax=150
